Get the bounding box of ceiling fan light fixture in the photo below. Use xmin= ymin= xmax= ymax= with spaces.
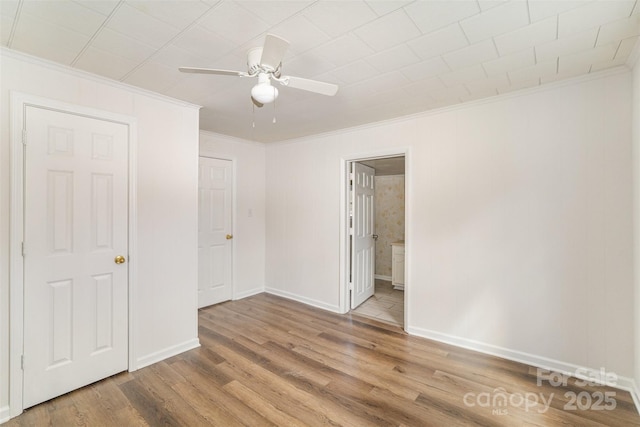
xmin=251 ymin=76 xmax=278 ymax=104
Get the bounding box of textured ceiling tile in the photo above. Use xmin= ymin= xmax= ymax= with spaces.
xmin=312 ymin=34 xmax=375 ymax=67
xmin=596 ymin=14 xmax=640 ymax=46
xmin=364 ymin=0 xmax=412 ymax=16
xmin=459 ymin=0 xmax=530 ymax=43
xmin=164 ymin=73 xmax=240 ymax=103
xmin=401 ymin=76 xmax=447 ymax=95
xmin=6 ymin=0 xmax=638 ymax=143
xmin=127 ymin=0 xmax=211 ymax=30
xmin=344 ymin=71 xmax=408 ymax=97
xmin=303 ymin=0 xmax=377 ymax=37
xmin=172 ymin=26 xmax=236 ymax=61
xmin=73 ymin=0 xmax=120 ymax=16
xmin=354 ymin=8 xmax=421 ymax=51
xmin=439 ymin=64 xmax=486 ymax=87
xmin=478 ymin=0 xmax=509 ymax=12
xmin=11 ymin=12 xmax=89 ymax=64
xmin=74 ymin=46 xmax=139 ymax=80
xmin=464 ymin=73 xmax=510 ymax=93
xmin=1 ymin=17 xmax=11 ymax=45
xmin=535 ymin=27 xmax=598 ymax=62
xmin=482 ymin=48 xmax=535 ymax=76
xmin=407 ymin=23 xmax=468 ymax=60
xmin=442 ymin=39 xmax=498 ymax=70
xmin=331 ymin=60 xmax=379 ymax=85
xmin=235 ymin=0 xmax=314 ymax=26
xmin=0 ymin=0 xmax=19 ymax=20
xmin=124 ymin=60 xmax=185 ymax=93
xmin=494 ymin=15 xmax=557 ymax=56
xmin=107 ymin=3 xmax=181 ymax=49
xmin=616 ymin=35 xmax=640 ymax=60
xmin=198 ymin=1 xmax=270 ymax=45
xmin=559 ymin=42 xmax=618 ymax=71
xmin=558 ymin=0 xmax=635 ymax=37
xmin=21 ymin=0 xmax=107 ymax=37
xmin=404 ymin=0 xmax=480 ymax=34
xmin=152 ymin=43 xmax=210 ymax=68
xmin=282 ymin=51 xmax=337 ymax=79
xmin=400 ymin=56 xmax=450 ymax=81
xmin=271 ymin=15 xmax=331 ymax=54
xmin=527 ymin=0 xmax=591 ymax=23
xmin=90 ymin=27 xmax=157 ymax=62
xmin=591 ymin=35 xmax=638 ymax=70
xmin=428 ymin=84 xmax=469 ymax=102
xmin=365 ymin=44 xmax=421 ymax=73
xmin=508 ymin=59 xmax=557 ymax=84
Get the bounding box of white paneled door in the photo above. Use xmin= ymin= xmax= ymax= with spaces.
xmin=198 ymin=157 xmax=233 ymax=308
xmin=351 ymin=162 xmax=376 ymax=309
xmin=23 ymin=107 xmax=129 ymax=408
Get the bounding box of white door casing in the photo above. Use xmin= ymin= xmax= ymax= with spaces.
xmin=22 ymin=106 xmax=130 ymax=408
xmin=198 ymin=157 xmax=233 ymax=308
xmin=351 ymin=162 xmax=376 ymax=309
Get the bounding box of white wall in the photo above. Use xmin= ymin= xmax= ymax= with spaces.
xmin=0 ymin=49 xmax=200 ymax=419
xmin=266 ymin=68 xmax=634 ymax=382
xmin=632 ymin=49 xmax=640 ymax=397
xmin=199 ymin=131 xmax=266 ymax=298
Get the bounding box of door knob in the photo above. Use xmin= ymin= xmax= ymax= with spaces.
xmin=226 ymin=234 xmax=233 ymax=240
xmin=114 ymin=255 xmax=126 ymax=264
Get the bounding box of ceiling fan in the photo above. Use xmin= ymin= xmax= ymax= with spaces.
xmin=178 ymin=34 xmax=339 ymax=108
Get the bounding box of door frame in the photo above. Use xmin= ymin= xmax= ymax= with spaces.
xmin=339 ymin=148 xmax=411 ymax=330
xmin=8 ymin=92 xmax=138 ymax=417
xmin=197 ymin=153 xmax=236 ymax=300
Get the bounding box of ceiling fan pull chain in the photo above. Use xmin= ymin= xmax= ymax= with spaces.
xmin=272 ymin=86 xmax=277 ymax=124
xmin=252 ymin=101 xmax=256 ymax=128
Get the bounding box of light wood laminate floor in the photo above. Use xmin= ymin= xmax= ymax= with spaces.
xmin=6 ymin=293 xmax=640 ymax=426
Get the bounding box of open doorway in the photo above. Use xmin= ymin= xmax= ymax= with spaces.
xmin=346 ymin=155 xmax=406 ymax=327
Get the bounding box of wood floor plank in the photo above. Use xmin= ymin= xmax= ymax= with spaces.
xmin=6 ymin=292 xmax=640 ymax=426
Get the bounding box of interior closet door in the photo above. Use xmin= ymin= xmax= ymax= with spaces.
xmin=198 ymin=157 xmax=233 ymax=308
xmin=23 ymin=106 xmax=129 ymax=408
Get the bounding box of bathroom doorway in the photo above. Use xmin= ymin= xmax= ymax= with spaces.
xmin=347 ymin=155 xmax=406 ymax=327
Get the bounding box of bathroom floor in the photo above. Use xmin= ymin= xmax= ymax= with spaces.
xmin=351 ymin=279 xmax=404 ymax=326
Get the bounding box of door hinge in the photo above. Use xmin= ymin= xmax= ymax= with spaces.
xmin=21 ymin=355 xmax=24 ymax=370
xmin=22 ymin=129 xmax=27 ymax=146
xmin=349 ymin=282 xmax=354 ymax=291
xmin=21 ymin=242 xmax=25 ymax=257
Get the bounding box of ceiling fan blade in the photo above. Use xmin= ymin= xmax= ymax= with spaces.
xmin=279 ymin=76 xmax=339 ymax=96
xmin=260 ymin=34 xmax=289 ymax=71
xmin=178 ymin=67 xmax=248 ymax=77
xmin=251 ymin=96 xmax=264 ymax=108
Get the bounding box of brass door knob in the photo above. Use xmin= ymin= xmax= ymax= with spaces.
xmin=114 ymin=255 xmax=126 ymax=264
xmin=226 ymin=234 xmax=233 ymax=240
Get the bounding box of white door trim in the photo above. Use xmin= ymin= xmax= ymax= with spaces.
xmin=8 ymin=92 xmax=138 ymax=418
xmin=197 ymin=153 xmax=236 ymax=300
xmin=340 ymin=148 xmax=411 ymax=330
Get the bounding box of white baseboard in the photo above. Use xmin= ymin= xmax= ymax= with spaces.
xmin=632 ymin=381 xmax=640 ymax=415
xmin=233 ymin=286 xmax=264 ymax=300
xmin=374 ymin=274 xmax=392 ymax=281
xmin=0 ymin=405 xmax=10 ymax=424
xmin=135 ymin=338 xmax=200 ymax=370
xmin=407 ymin=325 xmax=639 ymax=412
xmin=265 ymin=287 xmax=341 ymax=313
